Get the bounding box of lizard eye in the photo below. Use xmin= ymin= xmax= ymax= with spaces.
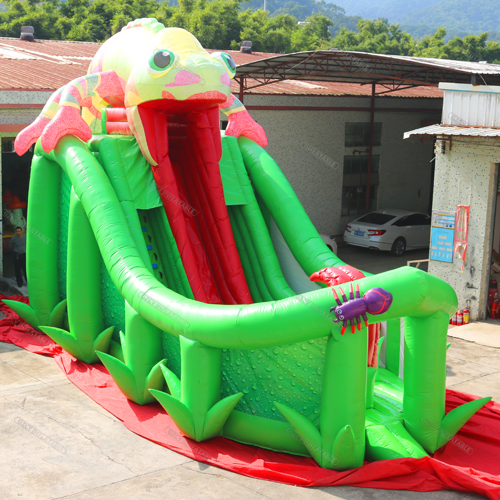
xmin=211 ymin=52 xmax=236 ymax=78
xmin=148 ymin=50 xmax=177 ymax=76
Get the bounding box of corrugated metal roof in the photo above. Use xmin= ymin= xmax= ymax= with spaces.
xmin=0 ymin=38 xmax=441 ymax=98
xmin=0 ymin=59 xmax=90 ymax=90
xmin=218 ymin=49 xmax=442 ymax=97
xmin=231 ymin=79 xmax=442 ymax=97
xmin=0 ymin=37 xmax=98 ymax=90
xmin=388 ymin=54 xmax=500 ymax=75
xmin=235 ymin=50 xmax=500 ymax=90
xmin=207 ymin=49 xmax=279 ymax=66
xmin=404 ymin=124 xmax=500 ymax=139
xmin=0 ymin=37 xmax=100 ymax=59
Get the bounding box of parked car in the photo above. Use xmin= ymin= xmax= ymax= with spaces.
xmin=320 ymin=234 xmax=338 ymax=254
xmin=343 ymin=209 xmax=431 ymax=256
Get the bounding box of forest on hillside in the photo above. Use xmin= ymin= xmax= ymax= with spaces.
xmin=246 ymin=0 xmax=362 ymax=33
xmin=1 ymin=0 xmax=500 ymax=63
xmin=319 ymin=0 xmax=500 ymax=40
xmin=399 ymin=0 xmax=500 ymax=40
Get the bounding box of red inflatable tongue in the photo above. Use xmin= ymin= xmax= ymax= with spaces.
xmin=140 ymin=106 xmax=252 ymax=305
xmin=138 ymin=106 xmax=161 ymax=166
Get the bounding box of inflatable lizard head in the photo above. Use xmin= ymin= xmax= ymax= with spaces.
xmin=14 ymin=19 xmax=263 ymax=164
xmin=89 ymin=20 xmax=236 ymax=164
xmin=126 ymin=27 xmax=234 ymax=108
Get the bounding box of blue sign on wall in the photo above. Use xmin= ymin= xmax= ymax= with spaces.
xmin=430 ymin=227 xmax=454 ymax=262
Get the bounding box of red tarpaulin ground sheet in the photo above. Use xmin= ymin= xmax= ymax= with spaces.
xmin=1 ymin=295 xmax=500 ymax=498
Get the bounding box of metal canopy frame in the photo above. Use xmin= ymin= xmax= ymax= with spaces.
xmin=234 ymin=50 xmax=500 ymax=94
xmin=234 ymin=50 xmax=500 ymax=214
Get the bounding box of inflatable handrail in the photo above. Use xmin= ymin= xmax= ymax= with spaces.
xmin=39 ymin=137 xmax=457 ymax=351
xmin=5 ymin=132 xmax=482 ymax=470
xmin=4 ymin=19 xmax=489 ymax=474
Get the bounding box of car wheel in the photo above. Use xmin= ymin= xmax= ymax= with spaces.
xmin=390 ymin=237 xmax=406 ymax=256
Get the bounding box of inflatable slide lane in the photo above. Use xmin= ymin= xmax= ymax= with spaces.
xmin=8 ymin=18 xmax=490 ymax=471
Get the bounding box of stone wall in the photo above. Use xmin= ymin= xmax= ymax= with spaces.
xmin=428 ymin=138 xmax=500 ymax=321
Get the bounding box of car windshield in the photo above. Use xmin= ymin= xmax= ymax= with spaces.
xmin=356 ymin=213 xmax=396 ymax=225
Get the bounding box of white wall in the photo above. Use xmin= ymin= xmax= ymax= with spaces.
xmin=0 ymin=108 xmax=41 ymax=125
xmin=376 ymin=113 xmax=435 ymax=215
xmin=428 ymin=139 xmax=500 ymax=321
xmin=0 ymin=90 xmax=52 ymax=105
xmin=243 ymin=94 xmax=441 ymax=235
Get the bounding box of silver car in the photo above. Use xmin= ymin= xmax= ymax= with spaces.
xmin=343 ymin=209 xmax=431 ymax=256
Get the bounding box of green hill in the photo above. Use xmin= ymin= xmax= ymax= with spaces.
xmin=328 ymin=0 xmax=439 ymax=20
xmin=245 ymin=0 xmax=362 ymax=33
xmin=263 ymin=0 xmax=500 ymax=40
xmin=400 ymin=0 xmax=500 ymax=38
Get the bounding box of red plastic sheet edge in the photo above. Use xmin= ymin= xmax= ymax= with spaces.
xmin=1 ymin=295 xmax=500 ymax=499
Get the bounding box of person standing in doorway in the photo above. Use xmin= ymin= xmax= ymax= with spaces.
xmin=10 ymin=226 xmax=27 ymax=288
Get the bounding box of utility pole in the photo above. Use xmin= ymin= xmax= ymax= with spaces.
xmin=264 ymin=0 xmax=266 ymax=11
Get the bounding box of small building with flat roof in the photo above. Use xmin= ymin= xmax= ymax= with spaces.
xmin=406 ymin=83 xmax=500 ymax=321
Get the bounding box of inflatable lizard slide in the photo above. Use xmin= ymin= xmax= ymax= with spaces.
xmin=8 ymin=18 xmax=490 ymax=471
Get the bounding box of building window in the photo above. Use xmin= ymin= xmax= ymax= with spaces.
xmin=342 ymin=155 xmax=379 ymax=216
xmin=345 ymin=122 xmax=382 ymax=147
xmin=1 ymin=138 xmax=15 ymax=153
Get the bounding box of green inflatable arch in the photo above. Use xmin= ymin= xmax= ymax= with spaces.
xmin=5 ymin=133 xmax=489 ymax=470
xmin=5 ymin=19 xmax=490 ymax=471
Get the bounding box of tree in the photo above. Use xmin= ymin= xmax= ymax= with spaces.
xmin=331 ymin=18 xmax=417 ymax=56
xmin=0 ymin=0 xmax=61 ymax=39
xmin=291 ymin=14 xmax=333 ymax=51
xmin=0 ymin=0 xmax=498 ymax=64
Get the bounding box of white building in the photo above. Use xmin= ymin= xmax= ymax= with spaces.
xmin=405 ymin=83 xmax=500 ymax=321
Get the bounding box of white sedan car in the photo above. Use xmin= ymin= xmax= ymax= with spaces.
xmin=343 ymin=209 xmax=431 ymax=256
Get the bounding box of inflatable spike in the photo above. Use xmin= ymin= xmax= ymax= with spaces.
xmin=97 ymin=351 xmax=166 ymax=405
xmin=40 ymin=325 xmax=114 ymax=364
xmin=3 ymin=300 xmax=39 ymax=330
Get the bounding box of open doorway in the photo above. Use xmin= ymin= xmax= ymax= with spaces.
xmin=2 ymin=137 xmax=32 ymax=281
xmin=489 ymin=164 xmax=500 ymax=318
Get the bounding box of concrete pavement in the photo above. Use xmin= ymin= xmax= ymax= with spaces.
xmin=1 ymin=331 xmax=495 ymax=500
